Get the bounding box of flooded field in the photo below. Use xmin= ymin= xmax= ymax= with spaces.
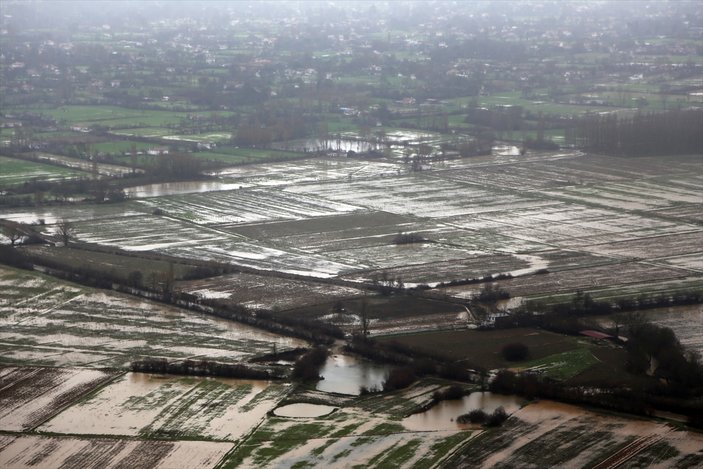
xmin=125 ymin=180 xmax=242 ymax=198
xmin=2 ymin=152 xmax=700 ymax=305
xmin=0 ymin=266 xmax=307 ymax=367
xmin=402 ymin=392 xmax=524 ymax=431
xmin=451 ymin=400 xmax=703 ymax=468
xmin=0 ymin=367 xmax=118 ymax=431
xmin=177 ymin=272 xmax=366 ymax=311
xmin=0 ymin=435 xmax=232 ymax=469
xmin=225 ymin=380 xmax=480 ymax=468
xmin=40 ymin=372 xmax=289 ymax=441
xmin=1 ymin=151 xmax=702 ymax=468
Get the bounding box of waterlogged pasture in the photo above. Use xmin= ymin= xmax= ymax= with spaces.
xmin=0 ymin=266 xmax=306 ymax=368
xmin=4 ymin=151 xmax=698 ymax=302
xmin=0 ymin=155 xmax=89 ymax=187
xmin=23 ymin=152 xmax=138 ymax=177
xmin=178 ymin=272 xmax=365 ymax=310
xmin=379 ymin=328 xmax=596 ymax=373
xmin=41 ymin=373 xmax=290 ymax=441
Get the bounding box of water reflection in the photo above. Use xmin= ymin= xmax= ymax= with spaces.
xmin=402 ymin=392 xmax=524 ymax=431
xmin=270 ymin=138 xmax=380 ymax=153
xmin=316 ymin=354 xmax=390 ymax=396
xmin=125 ymin=180 xmax=241 ymax=198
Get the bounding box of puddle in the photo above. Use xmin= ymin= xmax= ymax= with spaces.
xmin=402 ymin=392 xmax=524 ymax=431
xmin=316 ymin=354 xmax=390 ymax=395
xmin=492 ymin=145 xmax=522 ymax=156
xmin=273 ymin=403 xmax=336 ymax=418
xmin=509 ymin=254 xmax=549 ymax=277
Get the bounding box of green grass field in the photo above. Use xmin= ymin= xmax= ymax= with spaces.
xmin=20 ymin=244 xmax=200 ymax=283
xmin=378 ymin=327 xmax=586 ymax=370
xmin=0 ymin=155 xmax=89 ymax=187
xmin=194 ymin=147 xmax=304 ymax=164
xmin=92 ymin=140 xmax=154 ymax=155
xmin=517 ymin=347 xmax=599 ymax=381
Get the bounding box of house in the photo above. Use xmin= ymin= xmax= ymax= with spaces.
xmin=147 ymin=146 xmax=169 ymax=156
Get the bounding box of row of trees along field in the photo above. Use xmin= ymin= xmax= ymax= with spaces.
xmin=569 ymin=109 xmax=703 ymax=156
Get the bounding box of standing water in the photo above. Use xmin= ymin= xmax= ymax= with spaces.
xmin=402 ymin=392 xmax=525 ymax=431
xmin=316 ymin=354 xmax=390 ymax=395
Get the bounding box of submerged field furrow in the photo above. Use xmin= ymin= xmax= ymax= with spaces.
xmin=0 ymin=367 xmax=119 ymax=432
xmin=0 ymin=435 xmax=233 ymax=469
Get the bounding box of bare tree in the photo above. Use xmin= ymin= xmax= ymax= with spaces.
xmin=359 ymin=298 xmax=370 ymax=337
xmin=56 ymin=219 xmax=74 ymax=246
xmin=1 ymin=222 xmax=23 ymax=246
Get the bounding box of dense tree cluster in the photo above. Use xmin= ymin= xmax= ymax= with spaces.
xmin=626 ymin=322 xmax=703 ymax=395
xmin=345 ymin=335 xmax=477 ymax=384
xmin=382 ymin=367 xmax=417 ymax=392
xmin=476 ymin=283 xmax=510 ymax=302
xmin=291 ymin=347 xmax=328 ymax=382
xmin=457 ymin=407 xmax=508 ymax=427
xmin=392 ymin=232 xmax=428 ymax=245
xmin=573 ymin=109 xmax=703 ymax=156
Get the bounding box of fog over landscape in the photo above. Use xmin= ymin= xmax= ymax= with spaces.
xmin=1 ymin=1 xmax=702 ymax=468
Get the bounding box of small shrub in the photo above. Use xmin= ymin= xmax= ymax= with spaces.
xmin=393 ymin=232 xmax=428 ymax=244
xmin=127 ymin=270 xmax=143 ymax=288
xmin=502 ymin=342 xmax=530 ymax=361
xmin=457 ymin=409 xmax=488 ymax=424
xmin=485 ymin=406 xmax=508 ymax=427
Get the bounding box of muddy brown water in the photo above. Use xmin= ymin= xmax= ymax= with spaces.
xmin=402 ymin=392 xmax=525 ymax=431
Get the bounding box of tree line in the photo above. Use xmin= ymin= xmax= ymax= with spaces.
xmin=131 ymin=358 xmax=276 ymax=379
